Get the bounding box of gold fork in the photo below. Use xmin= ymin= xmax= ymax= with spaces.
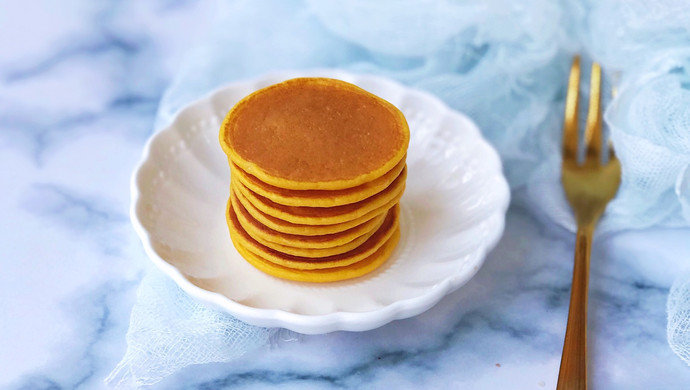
xmin=557 ymin=56 xmax=621 ymax=390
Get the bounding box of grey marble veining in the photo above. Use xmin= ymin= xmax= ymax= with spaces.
xmin=2 ymin=1 xmax=690 ymax=389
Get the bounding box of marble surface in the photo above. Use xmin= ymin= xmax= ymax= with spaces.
xmin=2 ymin=1 xmax=690 ymax=389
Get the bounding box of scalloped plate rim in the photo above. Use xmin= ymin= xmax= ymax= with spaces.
xmin=131 ymin=69 xmax=510 ymax=334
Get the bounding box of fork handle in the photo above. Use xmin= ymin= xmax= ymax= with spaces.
xmin=557 ymin=225 xmax=593 ymax=390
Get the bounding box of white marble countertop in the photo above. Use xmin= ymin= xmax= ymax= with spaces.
xmin=2 ymin=1 xmax=690 ymax=389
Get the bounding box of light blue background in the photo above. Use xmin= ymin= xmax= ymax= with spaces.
xmin=2 ymin=0 xmax=689 ymax=388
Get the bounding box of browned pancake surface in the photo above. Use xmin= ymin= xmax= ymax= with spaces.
xmin=228 ymin=204 xmax=399 ymax=268
xmin=230 ymin=192 xmax=385 ymax=247
xmin=231 ymin=157 xmax=406 ymax=207
xmin=224 ymin=78 xmax=407 ymax=183
xmin=236 ymin=166 xmax=406 ymax=219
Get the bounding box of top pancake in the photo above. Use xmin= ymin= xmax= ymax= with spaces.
xmin=220 ymin=78 xmax=410 ymax=190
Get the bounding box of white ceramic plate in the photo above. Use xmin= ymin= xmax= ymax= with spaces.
xmin=132 ymin=70 xmax=510 ymax=334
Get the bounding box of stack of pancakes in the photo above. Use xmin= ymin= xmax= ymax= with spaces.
xmin=220 ymin=78 xmax=409 ymax=283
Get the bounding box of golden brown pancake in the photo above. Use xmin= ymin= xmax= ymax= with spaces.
xmin=232 ymin=167 xmax=406 ymax=225
xmin=232 ymin=227 xmax=400 ymax=283
xmin=231 ymin=201 xmax=386 ymax=260
xmin=227 ymin=203 xmax=399 ymax=270
xmin=220 ymin=78 xmax=410 ymax=190
xmin=231 ymin=156 xmax=406 ymax=207
xmin=244 ymin=220 xmax=382 ymax=258
xmin=232 ymin=180 xmax=401 ymax=235
xmin=230 ymin=193 xmax=387 ymax=250
xmin=231 ymin=196 xmax=385 ymax=257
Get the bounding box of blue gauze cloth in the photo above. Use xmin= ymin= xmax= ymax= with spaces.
xmin=108 ymin=0 xmax=690 ymax=387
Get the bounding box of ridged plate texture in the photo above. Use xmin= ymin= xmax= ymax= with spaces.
xmin=132 ymin=70 xmax=510 ymax=334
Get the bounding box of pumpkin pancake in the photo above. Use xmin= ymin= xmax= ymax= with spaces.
xmin=231 ymin=156 xmax=406 ymax=207
xmin=230 ymin=192 xmax=387 ymax=249
xmin=220 ymin=78 xmax=410 ymax=190
xmin=236 ymin=208 xmax=384 ymax=258
xmin=232 ymin=180 xmax=402 ymax=235
xmin=233 ymin=228 xmax=400 ymax=283
xmin=227 ymin=203 xmax=399 ymax=270
xmin=232 ymin=167 xmax=407 ymax=225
